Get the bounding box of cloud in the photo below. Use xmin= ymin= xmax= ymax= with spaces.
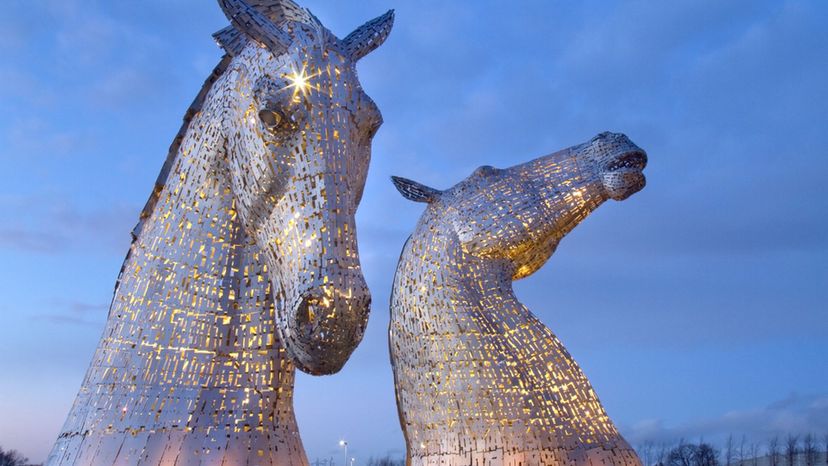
xmin=34 ymin=299 xmax=109 ymax=327
xmin=624 ymin=393 xmax=828 ymax=447
xmin=3 ymin=117 xmax=85 ymax=157
xmin=0 ymin=228 xmax=63 ymax=253
xmin=0 ymin=68 xmax=57 ymax=107
xmin=0 ymin=195 xmax=137 ymax=254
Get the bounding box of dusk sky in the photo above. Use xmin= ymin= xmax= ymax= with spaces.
xmin=1 ymin=0 xmax=826 ymax=464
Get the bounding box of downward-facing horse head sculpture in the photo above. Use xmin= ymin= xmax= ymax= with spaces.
xmin=47 ymin=1 xmax=392 ymax=464
xmin=389 ymin=132 xmax=647 ymax=466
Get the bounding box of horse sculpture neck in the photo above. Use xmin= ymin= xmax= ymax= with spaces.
xmin=390 ymin=205 xmax=641 ymax=466
xmin=46 ymin=53 xmax=307 ymax=466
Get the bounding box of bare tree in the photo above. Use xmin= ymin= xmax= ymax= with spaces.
xmin=786 ymin=435 xmax=799 ymax=466
xmin=770 ymin=436 xmax=781 ymax=466
xmin=663 ymin=441 xmax=719 ymax=466
xmin=367 ymin=456 xmax=404 ymax=466
xmin=667 ymin=441 xmax=695 ymax=466
xmin=804 ymin=434 xmax=817 ymax=466
xmin=823 ymin=434 xmax=828 ymax=466
xmin=749 ymin=443 xmax=759 ymax=466
xmin=0 ymin=447 xmax=30 ymax=466
xmin=638 ymin=441 xmax=656 ymax=466
xmin=726 ymin=435 xmax=736 ymax=466
xmin=657 ymin=442 xmax=672 ymax=466
xmin=739 ymin=436 xmax=747 ymax=466
xmin=696 ymin=442 xmax=720 ymax=466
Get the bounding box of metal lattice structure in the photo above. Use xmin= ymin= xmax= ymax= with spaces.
xmin=389 ymin=132 xmax=647 ymax=466
xmin=47 ymin=1 xmax=393 ymax=464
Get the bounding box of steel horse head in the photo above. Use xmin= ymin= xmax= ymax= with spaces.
xmin=388 ymin=132 xmax=647 ymax=466
xmin=47 ymin=1 xmax=393 ymax=464
xmin=216 ymin=0 xmax=393 ymax=374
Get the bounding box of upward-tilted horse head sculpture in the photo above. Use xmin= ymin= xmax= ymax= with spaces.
xmin=392 ymin=131 xmax=646 ymax=280
xmin=388 ymin=132 xmax=646 ymax=466
xmin=213 ymin=0 xmax=394 ymax=374
xmin=47 ymin=1 xmax=393 ymax=464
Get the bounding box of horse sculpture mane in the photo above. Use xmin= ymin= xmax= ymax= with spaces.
xmin=47 ymin=1 xmax=393 ymax=465
xmin=389 ymin=132 xmax=647 ymax=466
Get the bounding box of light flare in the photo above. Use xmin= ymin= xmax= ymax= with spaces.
xmin=283 ymin=65 xmax=321 ymax=101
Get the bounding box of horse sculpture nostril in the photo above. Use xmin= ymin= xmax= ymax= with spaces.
xmin=294 ymin=294 xmax=320 ymax=337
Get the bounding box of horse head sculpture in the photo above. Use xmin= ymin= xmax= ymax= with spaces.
xmin=392 ymin=131 xmax=646 ymax=279
xmin=215 ymin=0 xmax=393 ymax=374
xmin=388 ymin=132 xmax=647 ymax=466
xmin=47 ymin=2 xmax=393 ymax=464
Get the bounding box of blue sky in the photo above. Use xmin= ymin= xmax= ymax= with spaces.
xmin=0 ymin=0 xmax=826 ymax=464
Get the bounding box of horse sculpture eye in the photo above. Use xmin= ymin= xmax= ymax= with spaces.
xmin=258 ymin=109 xmax=283 ymax=129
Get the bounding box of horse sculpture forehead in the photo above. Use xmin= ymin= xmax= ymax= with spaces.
xmin=216 ymin=1 xmax=392 ymax=123
xmin=235 ymin=25 xmax=384 ymax=140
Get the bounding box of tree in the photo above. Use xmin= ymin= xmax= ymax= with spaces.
xmin=656 ymin=442 xmax=672 ymax=466
xmin=803 ymin=434 xmax=817 ymax=466
xmin=786 ymin=435 xmax=799 ymax=466
xmin=739 ymin=434 xmax=748 ymax=466
xmin=823 ymin=434 xmax=828 ymax=466
xmin=769 ymin=436 xmax=781 ymax=466
xmin=726 ymin=435 xmax=736 ymax=466
xmin=366 ymin=456 xmax=404 ymax=466
xmin=696 ymin=442 xmax=720 ymax=466
xmin=638 ymin=441 xmax=656 ymax=466
xmin=667 ymin=442 xmax=695 ymax=466
xmin=663 ymin=441 xmax=719 ymax=466
xmin=749 ymin=443 xmax=759 ymax=466
xmin=0 ymin=447 xmax=30 ymax=466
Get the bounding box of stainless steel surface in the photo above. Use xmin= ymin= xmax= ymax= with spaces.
xmin=389 ymin=132 xmax=647 ymax=466
xmin=47 ymin=1 xmax=393 ymax=464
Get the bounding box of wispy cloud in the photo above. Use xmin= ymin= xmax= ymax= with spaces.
xmin=0 ymin=195 xmax=137 ymax=254
xmin=34 ymin=299 xmax=109 ymax=327
xmin=0 ymin=228 xmax=63 ymax=253
xmin=3 ymin=117 xmax=85 ymax=157
xmin=625 ymin=393 xmax=828 ymax=446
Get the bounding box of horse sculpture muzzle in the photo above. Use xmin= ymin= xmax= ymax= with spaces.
xmin=590 ymin=132 xmax=648 ymax=201
xmin=284 ymin=272 xmax=371 ymax=375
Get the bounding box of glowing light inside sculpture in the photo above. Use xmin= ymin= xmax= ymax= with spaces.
xmin=45 ymin=1 xmax=394 ymax=465
xmin=389 ymin=132 xmax=647 ymax=466
xmin=284 ymin=65 xmax=319 ymax=99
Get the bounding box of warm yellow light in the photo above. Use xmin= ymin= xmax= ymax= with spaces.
xmin=284 ymin=65 xmax=320 ymax=100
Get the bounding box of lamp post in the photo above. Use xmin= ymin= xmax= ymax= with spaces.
xmin=339 ymin=440 xmax=348 ymax=466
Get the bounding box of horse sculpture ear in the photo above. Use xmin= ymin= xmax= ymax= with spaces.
xmin=342 ymin=10 xmax=395 ymax=61
xmin=216 ymin=0 xmax=292 ymax=54
xmin=391 ymin=176 xmax=441 ymax=204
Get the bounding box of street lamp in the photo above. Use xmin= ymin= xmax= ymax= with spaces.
xmin=350 ymin=457 xmax=356 ymax=466
xmin=339 ymin=440 xmax=348 ymax=466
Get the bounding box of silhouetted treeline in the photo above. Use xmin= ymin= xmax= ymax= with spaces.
xmin=636 ymin=433 xmax=828 ymax=466
xmin=311 ymin=455 xmax=404 ymax=466
xmin=365 ymin=455 xmax=405 ymax=466
xmin=0 ymin=447 xmax=34 ymax=466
